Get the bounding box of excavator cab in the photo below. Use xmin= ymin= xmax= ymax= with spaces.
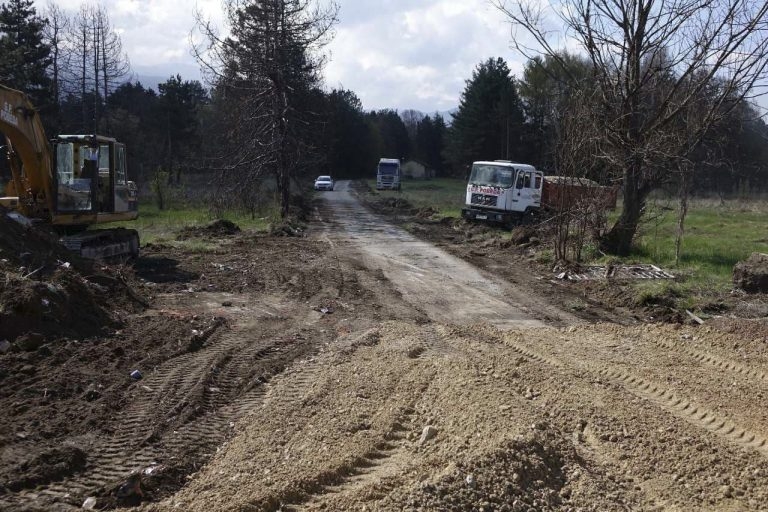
xmin=53 ymin=135 xmax=138 ymax=218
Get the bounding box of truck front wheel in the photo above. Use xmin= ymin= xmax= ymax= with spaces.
xmin=520 ymin=208 xmax=536 ymax=226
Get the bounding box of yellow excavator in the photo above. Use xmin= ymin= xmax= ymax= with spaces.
xmin=0 ymin=83 xmax=139 ymax=259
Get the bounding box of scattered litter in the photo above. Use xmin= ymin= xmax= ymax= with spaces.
xmin=130 ymin=370 xmax=143 ymax=380
xmin=22 ymin=265 xmax=45 ymax=279
xmin=41 ymin=298 xmax=50 ymax=307
xmin=82 ymin=496 xmax=97 ymax=509
xmin=143 ymin=464 xmax=163 ymax=476
xmin=554 ymin=264 xmax=674 ymax=281
xmin=0 ymin=339 xmax=10 ymax=354
xmin=319 ymin=306 xmax=335 ymax=315
xmin=141 ymin=385 xmax=153 ymax=392
xmin=685 ymin=310 xmax=705 ymax=325
xmin=59 ymin=261 xmax=71 ymax=269
xmin=6 ymin=211 xmax=32 ymax=227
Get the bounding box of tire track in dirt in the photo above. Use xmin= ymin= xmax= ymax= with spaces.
xmin=1 ymin=320 xmax=316 ymax=510
xmin=279 ymin=406 xmax=418 ymax=512
xmin=499 ymin=332 xmax=768 ymax=459
xmin=592 ymin=366 xmax=768 ymax=454
xmin=275 ymin=328 xmax=446 ymax=511
xmin=650 ymin=336 xmax=768 ymax=383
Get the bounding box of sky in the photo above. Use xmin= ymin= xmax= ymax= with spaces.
xmin=32 ymin=0 xmax=533 ymax=113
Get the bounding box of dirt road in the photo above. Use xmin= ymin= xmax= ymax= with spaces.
xmin=316 ymin=181 xmax=574 ymax=329
xmin=3 ymin=183 xmax=768 ymax=511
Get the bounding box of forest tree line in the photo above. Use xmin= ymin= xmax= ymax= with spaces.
xmin=2 ymin=0 xmax=768 ymax=250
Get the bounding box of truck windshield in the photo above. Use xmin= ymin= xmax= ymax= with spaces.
xmin=378 ymin=163 xmax=398 ymax=175
xmin=469 ymin=164 xmax=515 ymax=188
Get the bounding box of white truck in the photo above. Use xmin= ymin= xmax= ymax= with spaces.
xmin=376 ymin=158 xmax=401 ymax=190
xmin=461 ymin=160 xmax=617 ymax=226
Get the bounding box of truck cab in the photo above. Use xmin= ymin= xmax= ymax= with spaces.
xmin=376 ymin=158 xmax=401 ymax=190
xmin=462 ymin=161 xmax=543 ymax=224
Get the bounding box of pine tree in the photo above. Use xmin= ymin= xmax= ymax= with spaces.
xmin=321 ymin=89 xmax=374 ymax=179
xmin=367 ymin=109 xmax=411 ymax=161
xmin=445 ymin=58 xmax=524 ymax=172
xmin=0 ymin=0 xmax=52 ymax=107
xmin=415 ymin=114 xmax=447 ymax=175
xmin=197 ymin=0 xmax=338 ymax=217
xmin=158 ymin=75 xmax=209 ymax=183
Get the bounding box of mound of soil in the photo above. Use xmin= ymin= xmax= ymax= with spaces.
xmin=177 ymin=219 xmax=241 ymax=240
xmin=388 ymin=432 xmax=573 ymax=510
xmin=0 ymin=209 xmax=89 ymax=271
xmin=269 ymin=220 xmax=305 ymax=237
xmin=0 ymin=212 xmax=144 ymax=343
xmin=0 ymin=267 xmax=119 ymax=342
xmin=733 ymin=252 xmax=768 ymax=293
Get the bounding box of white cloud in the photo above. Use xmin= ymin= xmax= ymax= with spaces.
xmin=32 ymin=0 xmax=542 ymax=111
xmin=325 ymin=0 xmax=527 ymax=111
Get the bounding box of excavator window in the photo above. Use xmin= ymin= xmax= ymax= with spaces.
xmin=116 ymin=145 xmax=126 ymax=185
xmin=56 ymin=143 xmax=74 ymax=184
xmin=56 ymin=142 xmax=93 ymax=211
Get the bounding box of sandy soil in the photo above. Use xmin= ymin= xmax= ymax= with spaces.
xmin=2 ymin=183 xmax=768 ymax=511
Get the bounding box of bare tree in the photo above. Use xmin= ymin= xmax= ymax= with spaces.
xmin=401 ymin=109 xmax=424 ymax=142
xmin=43 ymin=1 xmax=68 ymax=108
xmin=194 ymin=0 xmax=338 ymax=218
xmin=57 ymin=2 xmax=130 ymax=133
xmin=492 ymin=0 xmax=768 ymax=255
xmin=548 ymin=88 xmax=611 ymax=262
xmin=94 ymin=5 xmax=130 ymax=131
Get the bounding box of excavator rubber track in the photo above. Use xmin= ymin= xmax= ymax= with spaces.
xmin=62 ymin=228 xmax=140 ymax=260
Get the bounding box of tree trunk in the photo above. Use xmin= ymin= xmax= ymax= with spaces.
xmin=101 ymin=24 xmax=109 ymax=133
xmin=675 ymin=166 xmax=690 ymax=266
xmin=81 ymin=24 xmax=87 ymax=130
xmin=600 ymin=162 xmax=647 ymax=256
xmin=93 ymin=22 xmax=100 ymax=134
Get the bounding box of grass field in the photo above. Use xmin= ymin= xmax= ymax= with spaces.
xmin=633 ymin=198 xmax=768 ymax=286
xmin=366 ymin=178 xmax=467 ymax=217
xmin=101 ymin=201 xmax=273 ymax=247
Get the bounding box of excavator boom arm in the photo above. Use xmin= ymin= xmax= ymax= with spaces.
xmin=0 ymin=84 xmax=54 ymax=218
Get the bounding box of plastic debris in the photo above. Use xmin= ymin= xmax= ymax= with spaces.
xmin=7 ymin=211 xmax=32 ymax=227
xmin=130 ymin=370 xmax=143 ymax=380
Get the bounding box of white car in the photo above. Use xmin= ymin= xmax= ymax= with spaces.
xmin=314 ymin=175 xmax=334 ymax=191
